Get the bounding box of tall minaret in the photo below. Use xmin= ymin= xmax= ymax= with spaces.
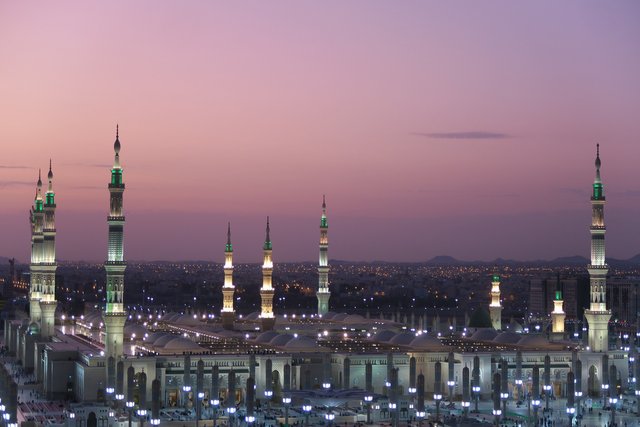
xmin=260 ymin=217 xmax=275 ymax=331
xmin=29 ymin=171 xmax=44 ymax=326
xmin=39 ymin=161 xmax=58 ymax=338
xmin=316 ymin=196 xmax=330 ymax=315
xmin=221 ymin=223 xmax=235 ymax=330
xmin=550 ymin=280 xmax=566 ymax=340
xmin=583 ymin=144 xmax=611 ymax=352
xmin=103 ymin=126 xmax=127 ymax=360
xmin=489 ymin=274 xmax=502 ymax=331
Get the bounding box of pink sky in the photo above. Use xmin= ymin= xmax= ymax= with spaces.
xmin=1 ymin=1 xmax=640 ymax=262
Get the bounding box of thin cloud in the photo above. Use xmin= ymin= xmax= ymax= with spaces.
xmin=0 ymin=180 xmax=34 ymax=188
xmin=412 ymin=131 xmax=511 ymax=140
xmin=0 ymin=165 xmax=32 ymax=169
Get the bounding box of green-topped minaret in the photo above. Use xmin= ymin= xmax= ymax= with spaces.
xmin=221 ymin=222 xmax=235 ymax=330
xmin=29 ymin=171 xmax=44 ymax=328
xmin=104 ymin=125 xmax=128 ymax=370
xmin=40 ymin=160 xmax=58 ymax=338
xmin=317 ymin=195 xmax=330 ymax=315
xmin=584 ymin=144 xmax=611 ymax=352
xmin=260 ymin=217 xmax=275 ymax=330
xmin=489 ymin=273 xmax=502 ymax=330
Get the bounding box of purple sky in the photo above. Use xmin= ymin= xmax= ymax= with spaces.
xmin=1 ymin=2 xmax=640 ymax=262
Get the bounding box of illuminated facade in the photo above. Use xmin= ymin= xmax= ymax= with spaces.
xmin=39 ymin=161 xmax=58 ymax=338
xmin=260 ymin=217 xmax=275 ymax=331
xmin=103 ymin=126 xmax=127 ymax=361
xmin=489 ymin=274 xmax=502 ymax=331
xmin=221 ymin=223 xmax=235 ymax=329
xmin=583 ymin=144 xmax=611 ymax=352
xmin=29 ymin=171 xmax=44 ymax=327
xmin=316 ymin=196 xmax=330 ymax=315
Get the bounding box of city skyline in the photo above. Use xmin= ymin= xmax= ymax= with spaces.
xmin=2 ymin=2 xmax=640 ymax=262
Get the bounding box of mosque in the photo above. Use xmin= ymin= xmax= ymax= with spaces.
xmin=2 ymin=131 xmax=635 ymax=425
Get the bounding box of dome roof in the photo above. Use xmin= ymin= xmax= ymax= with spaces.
xmin=344 ymin=314 xmax=365 ymax=323
xmin=517 ymin=334 xmax=550 ymax=349
xmin=175 ymin=314 xmax=202 ymax=326
xmin=255 ymin=331 xmax=280 ymax=344
xmin=493 ymin=331 xmax=522 ymax=345
xmin=244 ymin=312 xmax=261 ymax=320
xmin=322 ymin=312 xmax=338 ymax=320
xmin=389 ymin=332 xmax=416 ymax=346
xmin=470 ymin=329 xmax=499 ymax=341
xmin=154 ymin=334 xmax=181 ymax=347
xmin=468 ymin=307 xmax=493 ymax=328
xmin=162 ymin=337 xmax=202 ymax=351
xmin=332 ymin=313 xmax=349 ymax=322
xmin=371 ymin=330 xmax=397 ymax=342
xmin=410 ymin=334 xmax=444 ymax=351
xmin=124 ymin=324 xmax=148 ymax=338
xmin=283 ymin=336 xmax=323 ymax=351
xmin=145 ymin=332 xmax=172 ymax=344
xmin=270 ymin=334 xmax=295 ymax=347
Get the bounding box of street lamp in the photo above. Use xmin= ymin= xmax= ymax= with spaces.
xmin=322 ymin=382 xmax=331 ymax=390
xmin=210 ymin=399 xmax=220 ymax=427
xmin=416 ymin=411 xmax=425 ymax=427
xmin=150 ymin=419 xmax=160 ymax=426
xmin=492 ymin=409 xmax=502 ymax=427
xmin=472 ymin=385 xmax=480 ymax=413
xmin=364 ymin=395 xmax=373 ymax=424
xmin=433 ymin=393 xmax=442 ymax=422
xmin=566 ymin=406 xmax=575 ymax=426
xmin=137 ymin=408 xmax=147 ymax=427
xmin=245 ymin=415 xmax=255 ymax=424
xmin=609 ymin=396 xmax=618 ymax=427
xmin=324 ymin=412 xmax=335 ymax=427
xmin=302 ymin=404 xmax=312 ymax=427
xmin=126 ymin=400 xmax=134 ymax=427
xmin=227 ymin=406 xmax=236 ymax=427
xmin=283 ymin=396 xmax=291 ymax=427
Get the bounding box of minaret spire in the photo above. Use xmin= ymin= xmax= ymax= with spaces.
xmin=260 ymin=216 xmax=275 ymax=330
xmin=317 ymin=196 xmax=330 ymax=315
xmin=584 ymin=144 xmax=611 ymax=352
xmin=104 ymin=126 xmax=128 ymax=393
xmin=40 ymin=158 xmax=58 ymax=338
xmin=29 ymin=171 xmax=45 ymax=328
xmin=550 ymin=275 xmax=566 ymax=340
xmin=221 ymin=222 xmax=235 ymax=330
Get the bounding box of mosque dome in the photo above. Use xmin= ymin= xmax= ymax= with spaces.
xmin=468 ymin=307 xmax=493 ymax=329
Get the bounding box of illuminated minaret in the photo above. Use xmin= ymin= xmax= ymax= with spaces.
xmin=550 ymin=282 xmax=566 ymax=339
xmin=583 ymin=144 xmax=611 ymax=352
xmin=316 ymin=196 xmax=330 ymax=315
xmin=489 ymin=274 xmax=502 ymax=331
xmin=29 ymin=171 xmax=44 ymax=326
xmin=39 ymin=161 xmax=58 ymax=338
xmin=260 ymin=217 xmax=275 ymax=331
xmin=103 ymin=126 xmax=127 ymax=360
xmin=221 ymin=223 xmax=235 ymax=330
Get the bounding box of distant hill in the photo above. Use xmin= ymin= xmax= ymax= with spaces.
xmin=425 ymin=254 xmax=640 ymax=267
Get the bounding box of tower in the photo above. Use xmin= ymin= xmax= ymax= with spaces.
xmin=29 ymin=171 xmax=44 ymax=327
xmin=550 ymin=284 xmax=566 ymax=340
xmin=489 ymin=274 xmax=502 ymax=331
xmin=583 ymin=144 xmax=611 ymax=352
xmin=221 ymin=223 xmax=235 ymax=330
xmin=260 ymin=217 xmax=275 ymax=331
xmin=103 ymin=126 xmax=127 ymax=361
xmin=316 ymin=196 xmax=330 ymax=315
xmin=39 ymin=161 xmax=58 ymax=338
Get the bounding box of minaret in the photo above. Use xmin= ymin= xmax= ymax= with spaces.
xmin=317 ymin=196 xmax=330 ymax=315
xmin=221 ymin=223 xmax=235 ymax=330
xmin=260 ymin=217 xmax=275 ymax=331
xmin=39 ymin=161 xmax=58 ymax=338
xmin=583 ymin=144 xmax=611 ymax=352
xmin=29 ymin=171 xmax=44 ymax=327
xmin=103 ymin=126 xmax=127 ymax=360
xmin=550 ymin=282 xmax=566 ymax=340
xmin=489 ymin=273 xmax=502 ymax=331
